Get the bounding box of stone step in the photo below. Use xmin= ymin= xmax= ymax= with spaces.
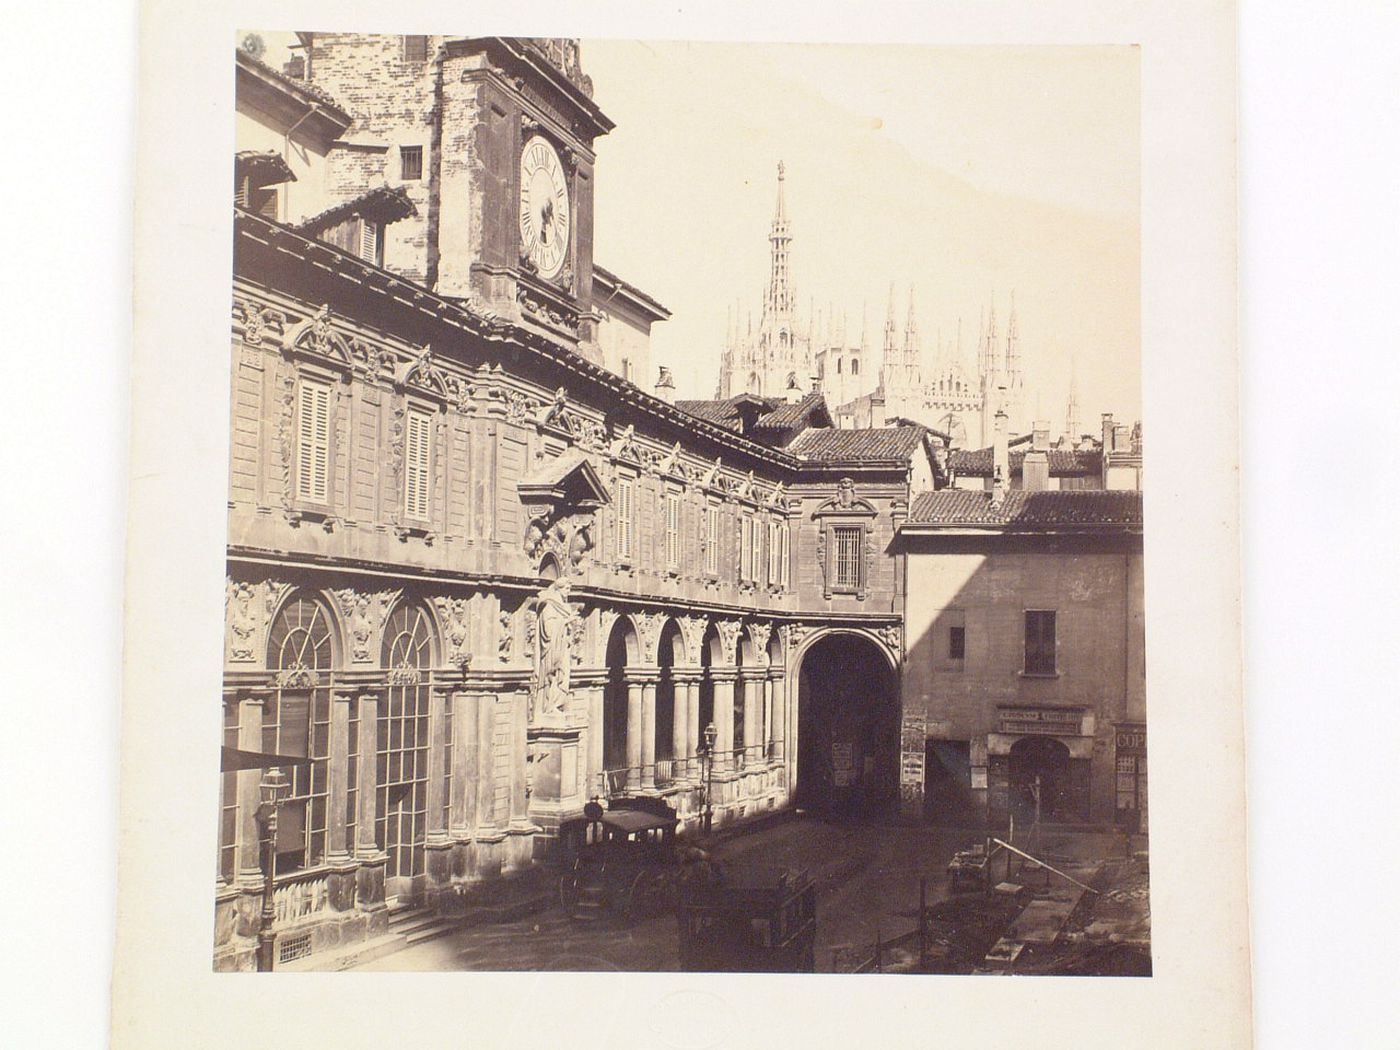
xmin=403 ymin=921 xmax=459 ymax=947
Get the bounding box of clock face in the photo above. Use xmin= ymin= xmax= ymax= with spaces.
xmin=519 ymin=135 xmax=571 ymax=281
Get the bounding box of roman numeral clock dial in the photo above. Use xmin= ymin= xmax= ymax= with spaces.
xmin=519 ymin=135 xmax=571 ymax=281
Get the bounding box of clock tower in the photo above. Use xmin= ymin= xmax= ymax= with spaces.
xmin=434 ymin=38 xmax=614 ymax=359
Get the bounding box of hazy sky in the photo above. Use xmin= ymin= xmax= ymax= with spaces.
xmin=249 ymin=33 xmax=1140 ymax=423
xmin=583 ymin=40 xmax=1141 ymax=422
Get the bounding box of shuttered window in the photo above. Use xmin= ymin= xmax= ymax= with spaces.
xmin=705 ymin=504 xmax=720 ymax=575
xmin=295 ymin=378 xmax=331 ymax=503
xmin=665 ymin=492 xmax=681 ymax=569
xmin=780 ymin=522 xmax=790 ymax=588
xmin=833 ymin=525 xmax=861 ymax=590
xmin=404 ymin=407 xmax=432 ymax=520
xmin=1024 ymin=611 xmax=1057 ymax=674
xmin=767 ymin=521 xmax=781 ymax=585
xmin=616 ymin=477 xmax=634 ymax=561
xmin=739 ymin=515 xmax=753 ymax=582
xmin=358 ymin=219 xmax=381 ymax=265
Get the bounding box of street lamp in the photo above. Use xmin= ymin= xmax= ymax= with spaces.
xmin=255 ymin=766 xmax=292 ymax=972
xmin=701 ymin=722 xmax=718 ymax=836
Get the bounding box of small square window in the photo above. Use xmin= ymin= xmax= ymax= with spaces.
xmin=948 ymin=626 xmax=965 ymax=661
xmin=400 ymin=145 xmax=423 ymax=181
xmin=403 ymin=35 xmax=429 ymax=64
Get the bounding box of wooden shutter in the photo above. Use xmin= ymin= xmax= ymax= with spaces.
xmin=1025 ymin=611 xmax=1056 ymax=674
xmin=740 ymin=516 xmax=752 ymax=582
xmin=358 ymin=220 xmax=380 ymax=265
xmin=616 ymin=478 xmax=633 ymax=560
xmin=666 ymin=493 xmax=680 ymax=568
xmin=780 ymin=522 xmax=790 ymax=587
xmin=296 ymin=378 xmax=331 ymax=502
xmin=404 ymin=408 xmax=432 ymax=520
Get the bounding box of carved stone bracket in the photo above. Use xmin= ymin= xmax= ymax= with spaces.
xmin=748 ymin=622 xmax=773 ymax=664
xmin=433 ymin=596 xmax=474 ymax=668
xmin=715 ymin=620 xmax=743 ymax=663
xmin=677 ymin=615 xmax=707 ymax=666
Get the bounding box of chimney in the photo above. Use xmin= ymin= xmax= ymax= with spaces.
xmin=992 ymin=405 xmax=1010 ymax=503
xmin=869 ymin=391 xmax=885 ymax=428
xmin=1101 ymin=412 xmax=1116 ymax=452
xmin=1023 ymin=419 xmax=1051 ymax=491
xmin=654 ymin=365 xmax=675 ymax=405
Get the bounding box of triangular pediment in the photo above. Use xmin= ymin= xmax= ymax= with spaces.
xmin=518 ymin=449 xmax=610 ymax=514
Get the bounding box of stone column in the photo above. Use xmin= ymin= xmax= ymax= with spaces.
xmin=711 ymin=670 xmax=736 ymax=774
xmin=746 ymin=674 xmax=763 ymax=768
xmin=625 ymin=677 xmax=643 ymax=791
xmin=476 ymin=692 xmax=496 ymax=834
xmin=326 ymin=694 xmax=354 ymax=866
xmin=234 ymin=692 xmax=266 ymax=889
xmin=684 ymin=676 xmax=702 ymax=779
xmin=769 ymin=669 xmax=786 ymax=762
xmin=424 ymin=688 xmax=452 ymax=898
xmin=671 ymin=673 xmax=691 ymax=781
xmin=640 ymin=677 xmax=657 ymax=791
xmin=354 ymin=692 xmax=386 ymax=910
xmin=762 ymin=675 xmax=775 ymax=762
xmin=509 ymin=687 xmax=530 ymax=827
xmin=581 ymin=676 xmax=605 ymax=798
xmin=449 ymin=691 xmax=474 ymax=843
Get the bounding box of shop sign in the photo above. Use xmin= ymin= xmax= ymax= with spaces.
xmin=900 ymin=715 xmax=926 ymax=787
xmin=1115 ymin=725 xmax=1147 ymax=753
xmin=998 ymin=707 xmax=1084 ymax=736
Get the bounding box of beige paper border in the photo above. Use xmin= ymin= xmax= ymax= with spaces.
xmin=116 ymin=1 xmax=1247 ymax=1047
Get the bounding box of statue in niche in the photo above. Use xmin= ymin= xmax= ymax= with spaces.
xmin=534 ymin=576 xmax=575 ymax=719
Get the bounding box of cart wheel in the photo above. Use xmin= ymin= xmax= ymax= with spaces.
xmin=559 ymin=874 xmax=575 ymax=912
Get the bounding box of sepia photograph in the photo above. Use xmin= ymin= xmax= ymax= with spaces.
xmin=216 ymin=30 xmax=1148 ymax=976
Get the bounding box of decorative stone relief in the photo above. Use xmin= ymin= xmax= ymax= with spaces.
xmin=596 ymin=608 xmax=620 ymax=663
xmin=677 ymin=615 xmax=707 ymax=666
xmin=433 ymin=596 xmax=473 ymax=668
xmin=403 ymin=344 xmax=448 ymax=396
xmin=282 ymin=304 xmax=354 ymax=368
xmin=330 ymin=588 xmax=401 ymax=664
xmin=235 ymin=299 xmax=285 ymax=346
xmin=877 ymin=623 xmax=903 ymax=657
xmin=225 ymin=580 xmax=261 ymax=662
xmin=449 ymin=376 xmax=474 ymax=413
xmin=715 ymin=620 xmax=743 ymax=663
xmin=783 ymin=622 xmax=811 ymax=654
xmin=748 ymin=622 xmax=773 ymax=663
xmin=815 ymin=528 xmax=828 ymax=591
xmin=633 ymin=610 xmax=664 ymax=664
xmin=498 ymin=608 xmax=514 ymax=663
xmin=532 ymin=577 xmax=577 ymax=721
xmin=274 ymin=362 xmax=296 ymax=515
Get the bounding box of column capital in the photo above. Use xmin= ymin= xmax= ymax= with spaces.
xmin=671 ymin=667 xmax=705 ymax=683
xmin=708 ymin=667 xmax=739 ymax=684
xmin=623 ymin=668 xmax=661 ymax=685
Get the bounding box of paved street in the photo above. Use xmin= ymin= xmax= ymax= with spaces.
xmin=352 ymin=816 xmax=1117 ymax=972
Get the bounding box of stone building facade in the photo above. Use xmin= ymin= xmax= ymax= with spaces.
xmin=896 ymin=488 xmax=1146 ymax=830
xmin=217 ymin=35 xmax=933 ymax=970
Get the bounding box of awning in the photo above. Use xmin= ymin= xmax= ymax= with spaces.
xmin=219 ymin=746 xmax=313 ymax=772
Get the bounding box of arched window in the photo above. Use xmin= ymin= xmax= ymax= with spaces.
xmin=265 ymin=595 xmax=337 ymax=873
xmin=378 ymin=603 xmax=435 ymax=889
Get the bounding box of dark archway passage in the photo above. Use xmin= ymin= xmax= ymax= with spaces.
xmin=795 ymin=633 xmax=898 ymax=816
xmin=1008 ymin=736 xmax=1088 ymax=823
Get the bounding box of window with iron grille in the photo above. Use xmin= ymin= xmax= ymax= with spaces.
xmin=948 ymin=626 xmax=966 ymax=661
xmin=833 ymin=525 xmax=862 ymax=590
xmin=295 ymin=378 xmax=331 ymax=504
xmin=400 ymin=145 xmax=423 ymax=181
xmin=1024 ymin=610 xmax=1057 ymax=675
xmin=403 ymin=35 xmax=429 ymax=63
xmin=705 ymin=503 xmax=720 ymax=575
xmin=615 ymin=477 xmax=634 ymax=561
xmin=404 ymin=406 xmax=432 ymax=521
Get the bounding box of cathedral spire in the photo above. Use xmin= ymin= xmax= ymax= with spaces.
xmin=765 ymin=161 xmax=794 ymax=317
xmin=1065 ymin=356 xmax=1081 ymax=442
xmin=1005 ymin=290 xmax=1021 ymax=378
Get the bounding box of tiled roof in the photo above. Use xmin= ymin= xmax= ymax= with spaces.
xmin=674 ymin=397 xmax=753 ymax=431
xmin=296 ymin=185 xmax=419 ymax=236
xmin=905 ymin=489 xmax=1143 ymax=529
xmin=790 ymin=426 xmax=928 ymax=462
xmin=236 ymin=49 xmax=351 ymax=122
xmin=949 ymin=446 xmax=1101 ymax=477
xmin=235 ymin=150 xmax=298 ymax=187
xmin=753 ymin=391 xmax=833 ymax=431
